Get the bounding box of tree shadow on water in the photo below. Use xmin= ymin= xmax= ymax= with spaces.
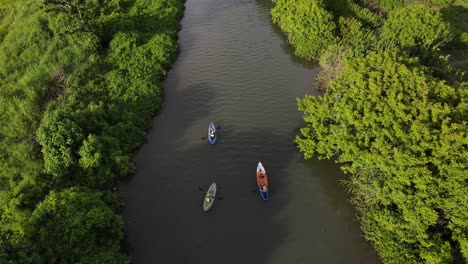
xmin=120 ymin=77 xmax=293 ymax=264
xmin=298 ymin=157 xmax=380 ymax=263
xmin=255 ymin=0 xmax=318 ymax=70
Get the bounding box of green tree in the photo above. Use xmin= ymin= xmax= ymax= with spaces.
xmin=379 ymin=5 xmax=452 ymax=58
xmin=29 ymin=188 xmax=127 ymax=263
xmin=1 ymin=0 xmax=184 ymax=262
xmin=271 ymin=0 xmax=337 ymax=60
xmin=323 ymin=0 xmax=383 ymax=29
xmin=0 ymin=191 xmax=37 ymax=264
xmin=337 ymin=17 xmax=377 ymax=58
xmin=36 ymin=101 xmax=85 ymax=178
xmin=42 ymin=0 xmax=102 ymax=34
xmin=296 ymin=51 xmax=468 ymax=263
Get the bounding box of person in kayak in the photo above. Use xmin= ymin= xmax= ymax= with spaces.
xmin=261 ymin=185 xmax=267 ymax=192
xmin=209 ymin=129 xmax=215 ymax=138
xmin=205 ymin=194 xmax=211 ymax=203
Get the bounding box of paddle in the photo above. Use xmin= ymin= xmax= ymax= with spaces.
xmin=199 ymin=186 xmax=222 ymax=192
xmin=199 ymin=186 xmax=223 ymax=200
xmin=201 ymin=190 xmax=223 ymax=201
xmin=251 ymin=188 xmax=273 ymax=193
xmin=201 ymin=125 xmax=222 ymax=140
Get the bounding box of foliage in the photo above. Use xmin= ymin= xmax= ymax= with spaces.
xmin=315 ymin=16 xmax=378 ymax=90
xmin=422 ymin=0 xmax=455 ymax=6
xmin=0 ymin=0 xmax=183 ymax=262
xmin=441 ymin=3 xmax=468 ymax=60
xmin=37 ymin=100 xmax=85 ymax=178
xmin=296 ymin=51 xmax=468 ymax=263
xmin=315 ymin=44 xmax=347 ymax=90
xmin=337 ymin=17 xmax=377 ymax=57
xmin=359 ymin=0 xmax=454 ymax=12
xmin=271 ymin=0 xmax=338 ymax=60
xmin=373 ymin=0 xmax=405 ymax=10
xmin=29 ymin=188 xmax=127 ymax=263
xmin=379 ymin=4 xmax=452 ymax=57
xmin=271 ymin=0 xmax=467 ymax=263
xmin=324 ymin=0 xmax=383 ymax=28
xmin=0 ymin=191 xmax=35 ymax=263
xmin=0 ymin=1 xmax=48 ymax=198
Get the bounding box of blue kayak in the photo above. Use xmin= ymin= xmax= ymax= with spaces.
xmin=208 ymin=123 xmax=217 ymax=144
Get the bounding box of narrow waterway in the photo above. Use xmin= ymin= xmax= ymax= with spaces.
xmin=120 ymin=0 xmax=379 ymax=263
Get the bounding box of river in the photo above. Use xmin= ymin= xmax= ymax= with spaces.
xmin=120 ymin=0 xmax=379 ymax=263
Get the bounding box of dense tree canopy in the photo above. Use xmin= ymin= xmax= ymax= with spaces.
xmin=0 ymin=0 xmax=183 ymax=262
xmin=271 ymin=0 xmax=468 ymax=262
xmin=379 ymin=4 xmax=452 ymax=58
xmin=296 ymin=51 xmax=468 ymax=263
xmin=29 ymin=188 xmax=127 ymax=263
xmin=271 ymin=0 xmax=337 ymax=60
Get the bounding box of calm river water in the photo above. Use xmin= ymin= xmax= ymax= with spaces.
xmin=120 ymin=0 xmax=379 ymax=263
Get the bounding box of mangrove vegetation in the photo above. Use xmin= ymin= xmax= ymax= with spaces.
xmin=0 ymin=0 xmax=183 ymax=262
xmin=271 ymin=0 xmax=468 ymax=263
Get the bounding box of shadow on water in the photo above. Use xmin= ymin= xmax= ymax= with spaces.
xmin=255 ymin=0 xmax=318 ymax=70
xmin=121 ymin=82 xmax=378 ymax=263
xmin=120 ymin=0 xmax=379 ymax=263
xmin=303 ymin=158 xmax=350 ymax=209
xmin=120 ymin=79 xmax=294 ymax=264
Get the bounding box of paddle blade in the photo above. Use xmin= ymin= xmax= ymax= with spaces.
xmin=216 ymin=126 xmax=222 ymax=130
xmin=201 ymin=136 xmax=206 ymax=140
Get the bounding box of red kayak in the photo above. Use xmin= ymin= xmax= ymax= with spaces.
xmin=256 ymin=162 xmax=270 ymax=200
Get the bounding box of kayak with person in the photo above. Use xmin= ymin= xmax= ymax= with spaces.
xmin=203 ymin=182 xmax=217 ymax=211
xmin=208 ymin=122 xmax=217 ymax=144
xmin=256 ymin=162 xmax=270 ymax=200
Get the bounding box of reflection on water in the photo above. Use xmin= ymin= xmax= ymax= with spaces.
xmin=120 ymin=0 xmax=379 ymax=263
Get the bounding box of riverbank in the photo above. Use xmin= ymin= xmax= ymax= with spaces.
xmin=271 ymin=0 xmax=467 ymax=263
xmin=0 ymin=0 xmax=184 ymax=262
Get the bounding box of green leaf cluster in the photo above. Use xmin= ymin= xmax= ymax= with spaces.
xmin=271 ymin=0 xmax=468 ymax=262
xmin=271 ymin=0 xmax=338 ymax=60
xmin=324 ymin=0 xmax=383 ymax=28
xmin=0 ymin=0 xmax=183 ymax=262
xmin=359 ymin=0 xmax=454 ymax=12
xmin=379 ymin=4 xmax=453 ymax=57
xmin=296 ymin=51 xmax=468 ymax=263
xmin=29 ymin=188 xmax=128 ymax=263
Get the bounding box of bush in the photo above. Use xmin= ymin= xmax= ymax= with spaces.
xmin=379 ymin=4 xmax=452 ymax=56
xmin=296 ymin=51 xmax=468 ymax=263
xmin=271 ymin=0 xmax=338 ymax=60
xmin=0 ymin=0 xmax=184 ymax=262
xmin=29 ymin=188 xmax=127 ymax=263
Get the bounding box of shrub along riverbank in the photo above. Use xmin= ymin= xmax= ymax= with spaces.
xmin=0 ymin=0 xmax=183 ymax=262
xmin=272 ymin=0 xmax=467 ymax=263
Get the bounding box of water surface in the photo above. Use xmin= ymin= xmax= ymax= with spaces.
xmin=121 ymin=0 xmax=379 ymax=263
